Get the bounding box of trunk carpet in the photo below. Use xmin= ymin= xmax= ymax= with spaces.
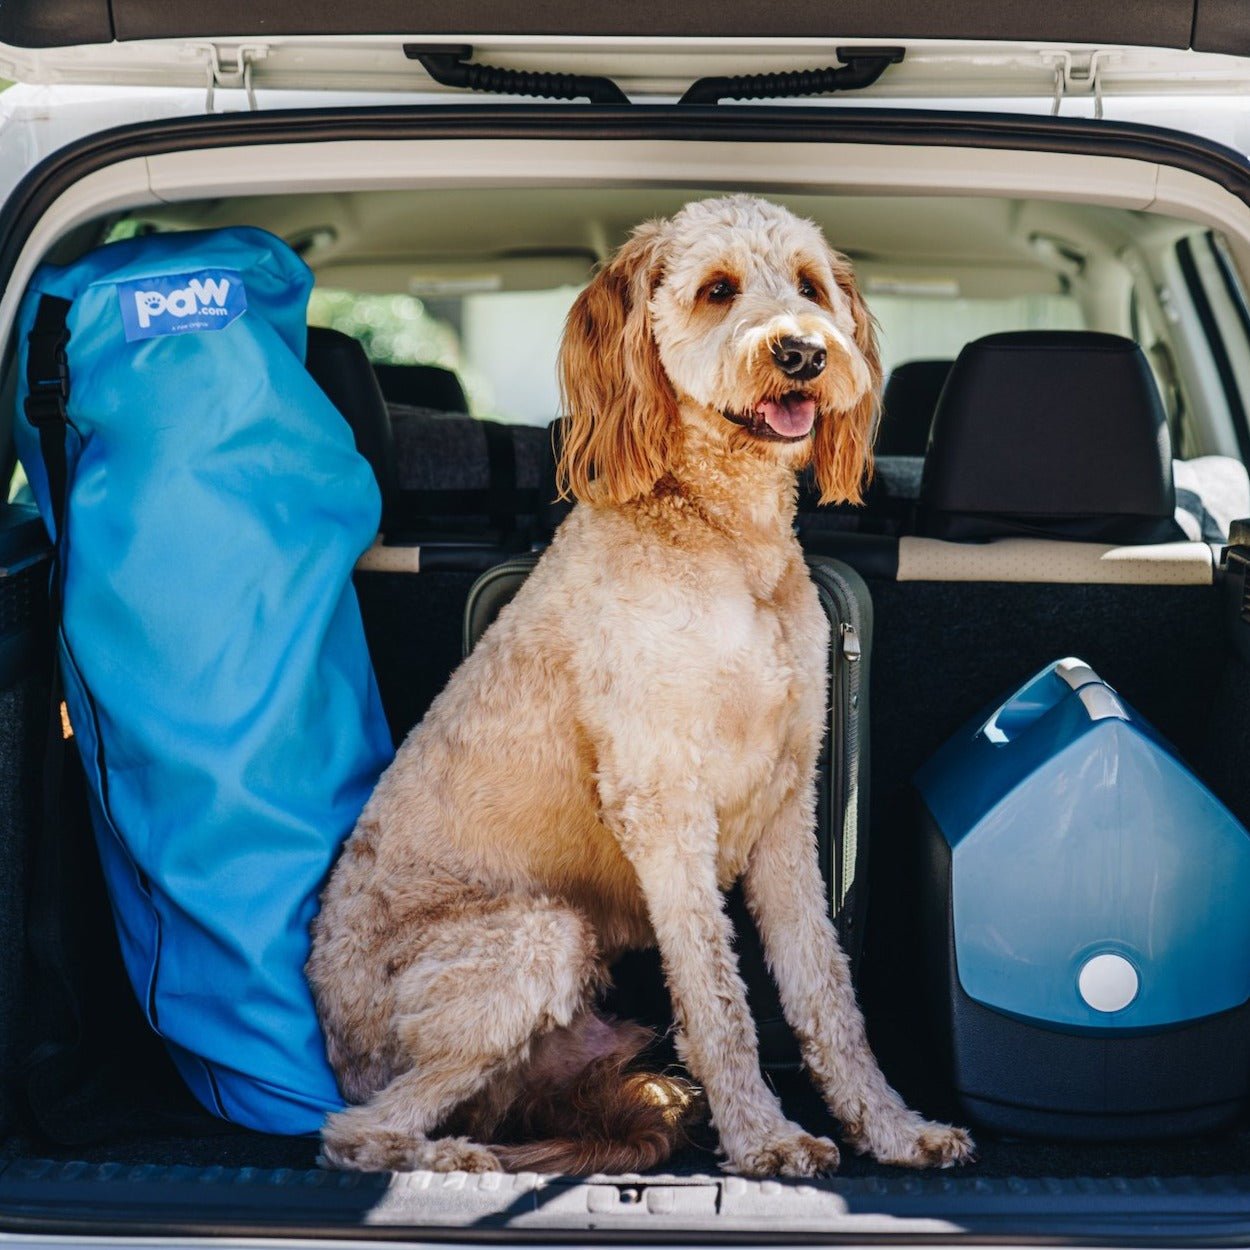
xmin=5 ymin=1075 xmax=1250 ymax=1181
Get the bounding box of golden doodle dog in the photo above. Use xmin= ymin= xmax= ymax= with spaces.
xmin=308 ymin=195 xmax=974 ymax=1178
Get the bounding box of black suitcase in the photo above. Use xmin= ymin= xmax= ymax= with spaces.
xmin=463 ymin=553 xmax=874 ymax=1069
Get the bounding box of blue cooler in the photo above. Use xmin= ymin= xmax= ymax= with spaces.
xmin=917 ymin=658 xmax=1250 ymax=1140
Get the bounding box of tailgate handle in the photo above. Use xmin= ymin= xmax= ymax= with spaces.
xmin=679 ymin=47 xmax=904 ymax=106
xmin=405 ymin=44 xmax=629 ymax=105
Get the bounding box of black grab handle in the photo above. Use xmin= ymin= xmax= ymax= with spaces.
xmin=405 ymin=44 xmax=630 ymax=105
xmin=679 ymin=47 xmax=904 ymax=106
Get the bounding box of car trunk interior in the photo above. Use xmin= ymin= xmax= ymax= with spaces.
xmin=0 ymin=560 xmax=1249 ymax=1234
xmin=2 ymin=120 xmax=1250 ymax=1238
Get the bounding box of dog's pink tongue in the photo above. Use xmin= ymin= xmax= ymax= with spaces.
xmin=757 ymin=394 xmax=816 ymax=437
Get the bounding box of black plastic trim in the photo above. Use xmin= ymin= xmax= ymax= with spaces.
xmin=102 ymin=0 xmax=1197 ymax=46
xmin=1177 ymin=233 xmax=1250 ymax=463
xmin=0 ymin=0 xmax=112 ymax=49
xmin=6 ymin=1 xmax=1250 ymax=57
xmin=1193 ymin=0 xmax=1250 ymax=55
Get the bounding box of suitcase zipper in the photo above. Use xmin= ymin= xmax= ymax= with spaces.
xmin=835 ymin=615 xmax=862 ymax=917
xmin=805 ymin=562 xmax=866 ymax=936
xmin=841 ymin=621 xmax=862 ymax=662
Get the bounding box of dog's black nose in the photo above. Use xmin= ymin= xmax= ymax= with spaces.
xmin=772 ymin=336 xmax=827 ymax=380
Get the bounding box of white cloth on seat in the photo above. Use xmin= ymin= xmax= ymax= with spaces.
xmin=1173 ymin=456 xmax=1250 ymax=542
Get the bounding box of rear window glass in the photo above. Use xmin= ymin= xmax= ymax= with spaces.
xmin=309 ymin=286 xmax=578 ymax=427
xmin=312 ymin=284 xmax=1084 ymax=422
xmin=871 ymin=292 xmax=1085 ymax=376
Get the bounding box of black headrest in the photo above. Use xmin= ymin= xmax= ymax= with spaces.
xmin=877 ymin=359 xmax=952 ymax=456
xmin=374 ymin=363 xmax=469 ymax=414
xmin=919 ymin=331 xmax=1181 ymax=544
xmin=305 ymin=326 xmax=400 ymax=532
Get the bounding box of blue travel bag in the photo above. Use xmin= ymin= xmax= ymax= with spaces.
xmin=13 ymin=227 xmax=393 ymax=1134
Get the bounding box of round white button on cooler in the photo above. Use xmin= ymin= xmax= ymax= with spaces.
xmin=1078 ymin=953 xmax=1139 ymax=1012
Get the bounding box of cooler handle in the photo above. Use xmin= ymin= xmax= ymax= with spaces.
xmin=980 ymin=657 xmax=1121 ymax=745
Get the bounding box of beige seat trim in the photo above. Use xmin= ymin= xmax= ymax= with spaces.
xmin=897 ymin=537 xmax=1214 ymax=585
xmin=354 ymin=537 xmax=421 ymax=574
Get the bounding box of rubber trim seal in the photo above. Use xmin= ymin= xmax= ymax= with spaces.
xmin=1177 ymin=233 xmax=1250 ymax=463
xmin=1207 ymin=228 xmax=1250 ymax=462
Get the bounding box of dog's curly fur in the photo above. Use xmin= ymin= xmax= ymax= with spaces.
xmin=308 ymin=195 xmax=974 ymax=1177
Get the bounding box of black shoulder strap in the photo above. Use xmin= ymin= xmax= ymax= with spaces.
xmin=24 ymin=295 xmax=73 ymax=545
xmin=23 ymin=296 xmax=73 ymax=935
xmin=23 ymin=296 xmax=74 ymax=939
xmin=20 ymin=293 xmax=81 ymax=1133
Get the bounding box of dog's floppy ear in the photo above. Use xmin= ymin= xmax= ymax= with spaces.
xmin=557 ymin=221 xmax=679 ymax=505
xmin=811 ymin=250 xmax=882 ymax=507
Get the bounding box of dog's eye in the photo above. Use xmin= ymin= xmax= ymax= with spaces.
xmin=798 ymin=277 xmax=820 ymax=300
xmin=705 ymin=278 xmax=738 ymax=303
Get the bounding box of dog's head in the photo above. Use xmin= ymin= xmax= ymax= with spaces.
xmin=557 ymin=195 xmax=881 ymax=507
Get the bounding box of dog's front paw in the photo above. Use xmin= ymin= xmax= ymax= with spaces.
xmin=722 ymin=1128 xmax=841 ymax=1178
xmin=847 ymin=1111 xmax=975 ymax=1170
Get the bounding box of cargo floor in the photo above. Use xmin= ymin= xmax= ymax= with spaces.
xmin=5 ymin=1075 xmax=1250 ymax=1181
xmin=5 ymin=1113 xmax=1250 ymax=1244
xmin=4 ymin=1066 xmax=1250 ymax=1243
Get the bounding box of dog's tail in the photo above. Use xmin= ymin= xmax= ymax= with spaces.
xmin=486 ymin=1014 xmax=702 ymax=1175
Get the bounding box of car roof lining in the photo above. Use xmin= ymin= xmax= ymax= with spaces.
xmin=123 ymin=185 xmax=1198 ymax=300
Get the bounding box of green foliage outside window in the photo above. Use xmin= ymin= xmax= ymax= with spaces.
xmin=308 ymin=289 xmax=487 ymax=414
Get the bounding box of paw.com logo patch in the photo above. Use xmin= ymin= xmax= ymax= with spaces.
xmin=118 ymin=269 xmax=247 ymax=342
